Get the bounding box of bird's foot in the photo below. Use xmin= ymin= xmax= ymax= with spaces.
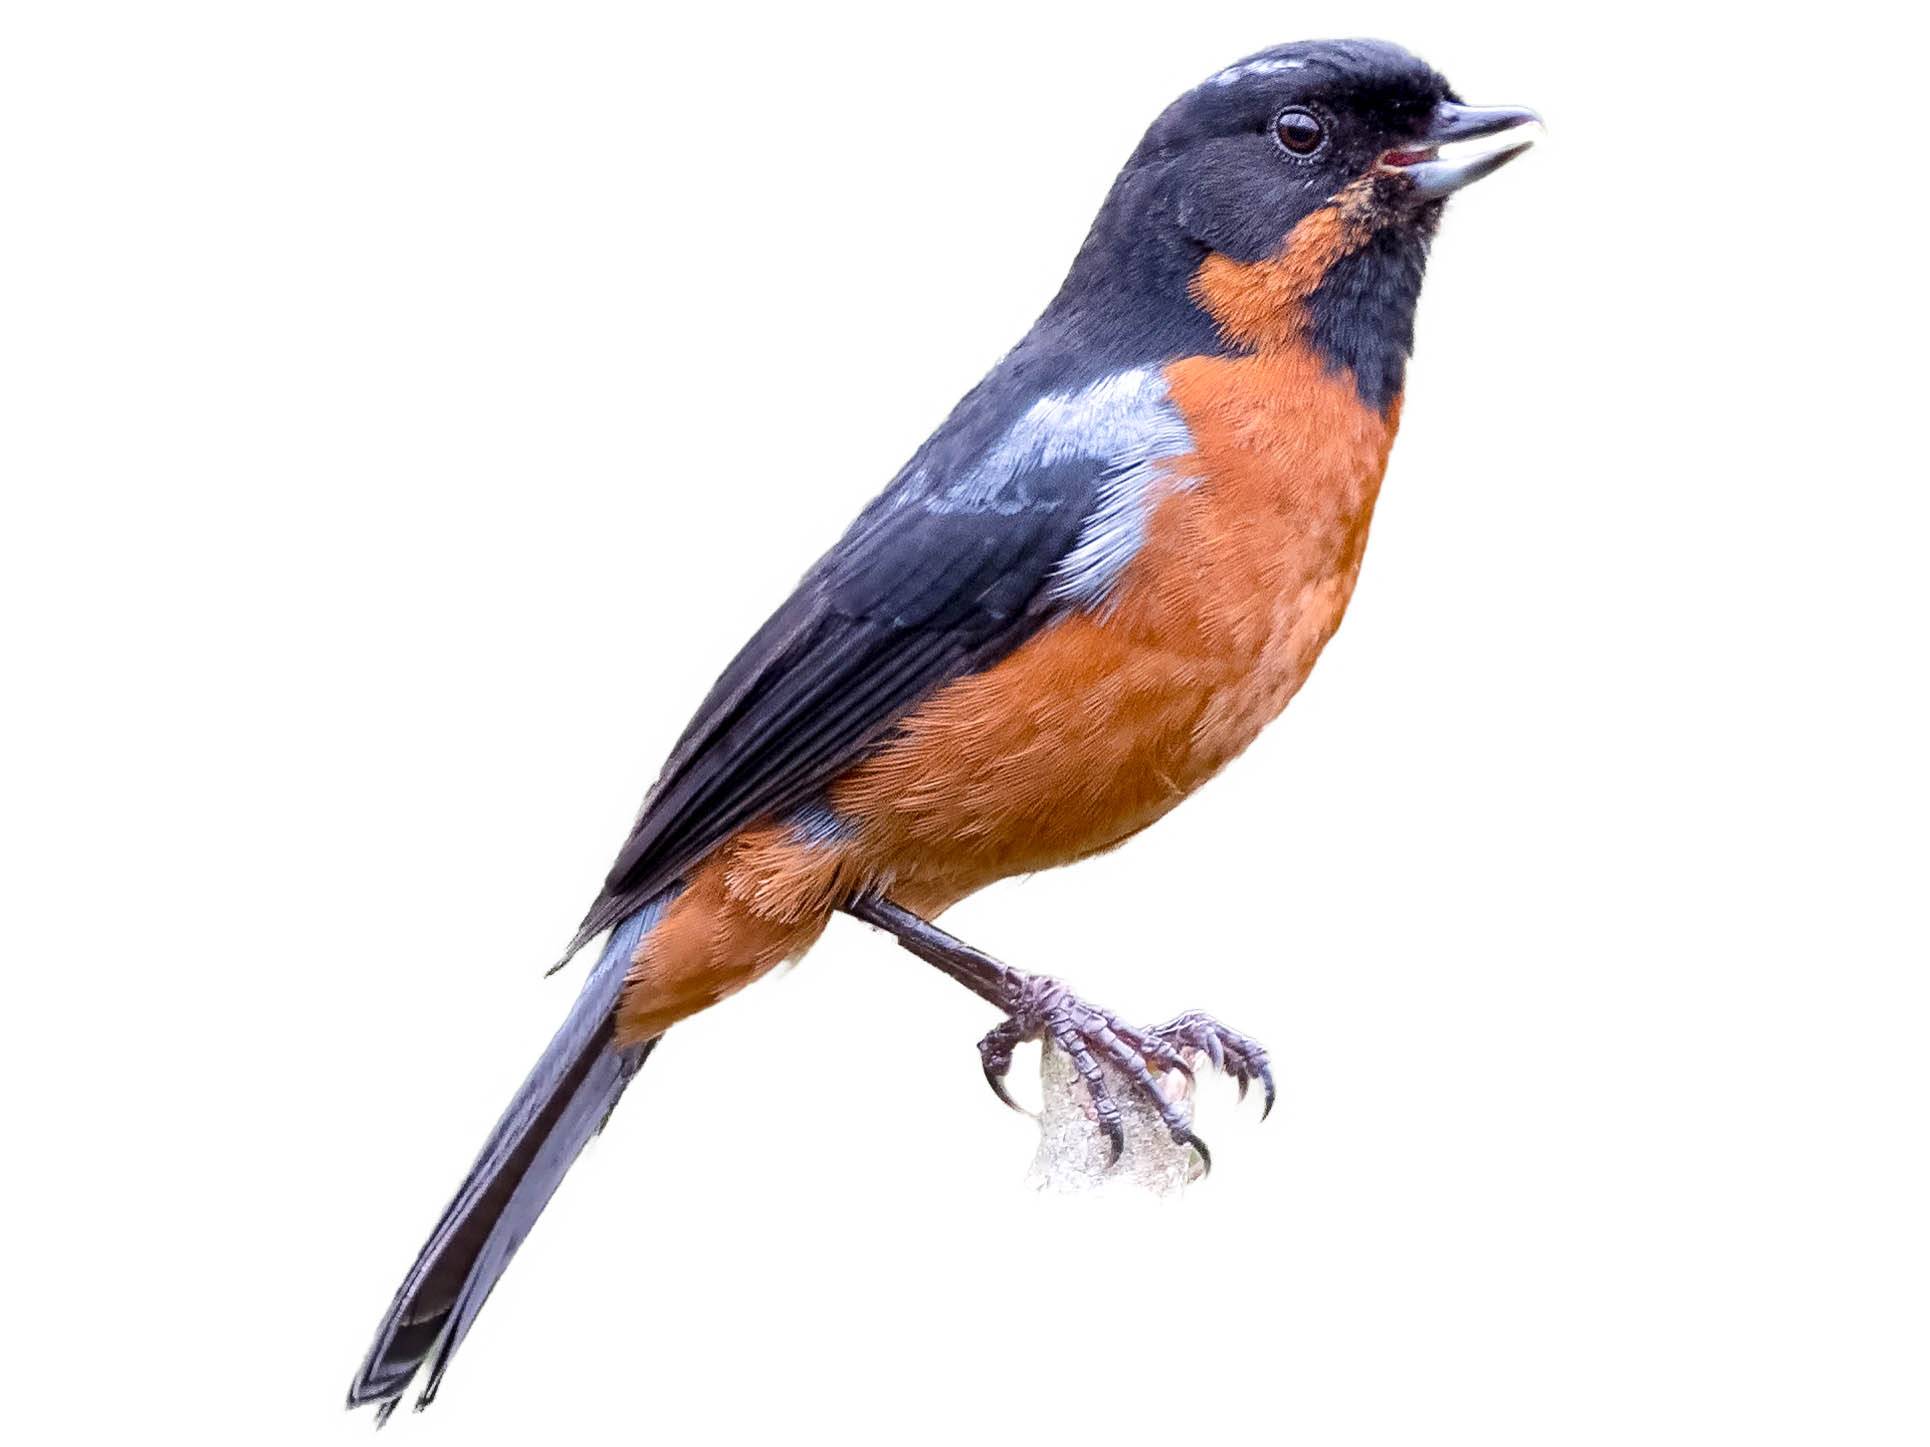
xmin=976 ymin=976 xmax=1276 ymax=1174
xmin=840 ymin=893 xmax=1275 ymax=1175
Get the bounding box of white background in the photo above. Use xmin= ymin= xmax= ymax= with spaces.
xmin=4 ymin=2 xmax=1926 ymax=1442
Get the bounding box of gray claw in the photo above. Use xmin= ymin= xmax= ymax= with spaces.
xmin=977 ymin=1018 xmax=1029 ymax=1112
xmin=1182 ymin=1130 xmax=1212 ymax=1175
xmin=1152 ymin=1011 xmax=1276 ymax=1123
xmin=983 ymin=1066 xmax=1022 ymax=1113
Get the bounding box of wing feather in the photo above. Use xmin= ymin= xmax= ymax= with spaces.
xmin=564 ymin=361 xmax=1194 ymax=958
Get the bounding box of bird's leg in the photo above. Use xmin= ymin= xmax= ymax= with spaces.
xmin=843 ymin=892 xmax=1274 ymax=1171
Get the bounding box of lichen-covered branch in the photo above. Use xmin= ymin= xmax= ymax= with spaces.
xmin=1027 ymin=1045 xmax=1202 ymax=1194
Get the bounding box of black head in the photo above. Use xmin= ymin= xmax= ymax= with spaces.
xmin=1043 ymin=39 xmax=1538 ymax=400
xmin=1156 ymin=39 xmax=1455 ymax=263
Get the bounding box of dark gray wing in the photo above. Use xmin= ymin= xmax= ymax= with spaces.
xmin=564 ymin=360 xmax=1192 ymax=959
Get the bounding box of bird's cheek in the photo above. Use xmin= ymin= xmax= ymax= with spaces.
xmin=1177 ymin=155 xmax=1314 ymax=265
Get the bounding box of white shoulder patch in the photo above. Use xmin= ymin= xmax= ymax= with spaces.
xmin=1038 ymin=369 xmax=1195 ymax=610
xmin=916 ymin=368 xmax=1196 ymax=610
xmin=930 ymin=368 xmax=1183 ymax=514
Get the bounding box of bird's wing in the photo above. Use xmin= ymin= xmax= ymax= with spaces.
xmin=565 ymin=362 xmax=1192 ymax=958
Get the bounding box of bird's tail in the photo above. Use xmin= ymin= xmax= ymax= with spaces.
xmin=346 ymin=895 xmax=671 ymax=1423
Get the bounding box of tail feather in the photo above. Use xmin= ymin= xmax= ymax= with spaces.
xmin=347 ymin=896 xmax=670 ymax=1421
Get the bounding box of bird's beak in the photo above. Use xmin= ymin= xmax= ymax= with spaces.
xmin=1379 ymin=102 xmax=1543 ymax=200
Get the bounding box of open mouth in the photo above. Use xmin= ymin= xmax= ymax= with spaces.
xmin=1377 ymin=103 xmax=1543 ymax=198
xmin=1380 ymin=145 xmax=1439 ymax=169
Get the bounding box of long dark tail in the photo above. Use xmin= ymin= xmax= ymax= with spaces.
xmin=346 ymin=896 xmax=670 ymax=1422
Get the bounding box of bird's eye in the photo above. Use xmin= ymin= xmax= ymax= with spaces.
xmin=1273 ymin=108 xmax=1327 ymax=157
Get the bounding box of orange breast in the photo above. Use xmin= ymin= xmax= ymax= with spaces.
xmin=621 ymin=328 xmax=1404 ymax=1042
xmin=818 ymin=339 xmax=1402 ymax=907
xmin=620 ymin=205 xmax=1410 ymax=1039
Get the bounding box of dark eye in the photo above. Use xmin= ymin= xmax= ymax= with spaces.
xmin=1273 ymin=107 xmax=1327 ymax=157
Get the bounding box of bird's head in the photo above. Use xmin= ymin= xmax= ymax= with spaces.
xmin=1048 ymin=39 xmax=1539 ymax=406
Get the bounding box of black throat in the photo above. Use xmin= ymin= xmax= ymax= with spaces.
xmin=1300 ymin=220 xmax=1435 ymax=414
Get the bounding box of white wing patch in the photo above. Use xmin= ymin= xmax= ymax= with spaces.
xmin=1038 ymin=370 xmax=1196 ymax=609
xmin=911 ymin=368 xmax=1196 ymax=610
xmin=927 ymin=369 xmax=1185 ymax=517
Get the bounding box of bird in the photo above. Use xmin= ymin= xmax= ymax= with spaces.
xmin=348 ymin=37 xmax=1539 ymax=1421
